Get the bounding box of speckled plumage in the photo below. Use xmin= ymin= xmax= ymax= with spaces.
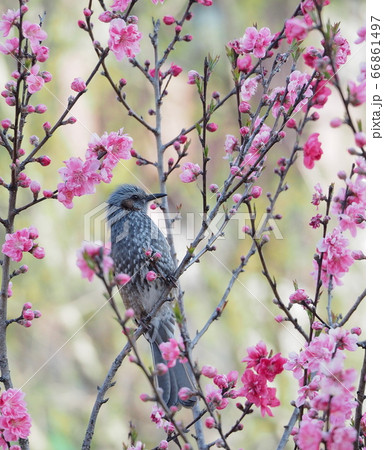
xmin=107 ymin=184 xmax=195 ymax=407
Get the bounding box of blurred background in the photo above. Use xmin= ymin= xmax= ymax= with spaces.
xmin=0 ymin=0 xmax=365 ymax=448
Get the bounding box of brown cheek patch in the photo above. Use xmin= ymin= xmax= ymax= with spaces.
xmin=122 ymin=199 xmax=135 ymax=210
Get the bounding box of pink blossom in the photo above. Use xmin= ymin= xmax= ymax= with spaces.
xmin=328 ymin=328 xmax=358 ymax=352
xmin=310 ymin=79 xmax=332 ymax=109
xmin=285 ymin=17 xmax=308 ymax=44
xmin=169 ymin=63 xmax=182 ymax=77
xmin=354 ymin=132 xmax=366 ymax=147
xmin=0 ymin=9 xmax=20 ymax=37
xmin=58 ymin=157 xmax=101 ymax=206
xmin=22 ymin=21 xmax=48 ymax=52
xmin=326 ymin=426 xmax=357 ymax=449
xmin=150 ymin=405 xmax=164 ymax=428
xmin=159 ymin=338 xmax=184 ymax=368
xmin=0 ymin=37 xmax=19 ymax=55
xmin=239 ymin=101 xmax=251 ymax=113
xmin=257 ymin=354 xmax=287 ymax=382
xmin=110 ymin=0 xmax=131 ymax=11
xmin=205 ymin=384 xmax=228 ymax=410
xmin=71 ymin=77 xmax=87 ymax=92
xmin=0 ymin=389 xmax=27 ymax=417
xmin=316 ymin=227 xmax=354 ymax=285
xmin=76 ymin=242 xmax=114 ymax=282
xmin=309 ymin=213 xmax=322 ymax=229
xmin=240 ymin=26 xmax=273 ymax=58
xmin=354 ymin=26 xmax=366 ymax=44
xmin=242 ymin=341 xmax=268 ymax=369
xmin=287 ymin=70 xmax=313 ymax=112
xmin=26 ymin=65 xmax=45 ymax=94
xmin=303 ymin=46 xmax=323 ymax=68
xmin=34 ymin=45 xmax=50 ymax=62
xmin=2 ymin=229 xmax=34 ymax=262
xmin=303 ymin=133 xmax=323 ymax=169
xmin=297 ymin=418 xmax=323 ymax=450
xmin=197 ymin=0 xmax=213 ymax=5
xmin=240 ymin=76 xmax=258 ymax=101
xmin=224 ymin=134 xmax=239 ymax=154
xmin=348 ymin=80 xmax=366 ymax=106
xmin=289 ymin=288 xmax=309 ymax=304
xmin=179 ymin=162 xmax=201 ymax=183
xmin=333 ymin=32 xmax=351 ymax=68
xmin=0 ymin=414 xmax=31 ymax=442
xmin=108 ymin=18 xmax=142 ymax=61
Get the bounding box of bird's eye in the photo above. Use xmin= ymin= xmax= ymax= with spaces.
xmin=131 ymin=195 xmax=139 ymax=200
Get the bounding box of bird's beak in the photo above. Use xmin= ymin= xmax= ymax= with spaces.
xmin=145 ymin=192 xmax=167 ymax=201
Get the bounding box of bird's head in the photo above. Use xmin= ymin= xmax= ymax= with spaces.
xmin=107 ymin=184 xmax=166 ymax=216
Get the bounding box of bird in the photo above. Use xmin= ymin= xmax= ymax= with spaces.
xmin=107 ymin=184 xmax=196 ymax=408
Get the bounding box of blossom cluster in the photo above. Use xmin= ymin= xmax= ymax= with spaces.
xmin=311 ymin=155 xmax=365 ymax=287
xmin=76 ymin=242 xmax=114 ymax=282
xmin=2 ymin=227 xmax=44 ymax=263
xmin=285 ymin=327 xmax=359 ymax=449
xmin=0 ymin=388 xmax=31 ymax=447
xmin=57 ymin=129 xmax=133 ymax=208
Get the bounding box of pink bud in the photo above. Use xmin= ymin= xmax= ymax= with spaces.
xmin=119 ymin=78 xmax=127 ymax=87
xmin=78 ymin=20 xmax=87 ymax=29
xmin=239 ymin=101 xmax=251 ymax=113
xmin=115 ymin=273 xmax=131 ymax=285
xmin=209 ymin=184 xmax=218 ymax=193
xmin=178 ymin=387 xmax=193 ymax=401
xmin=286 ymin=118 xmax=296 ymax=128
xmin=125 ymin=308 xmax=135 ymax=319
xmin=23 ymin=320 xmax=32 ymax=328
xmin=37 ymin=155 xmax=51 ymax=166
xmin=35 ymin=104 xmax=47 ymax=114
xmin=311 ymin=321 xmax=324 ymax=330
xmin=354 ymin=132 xmax=366 ymax=147
xmin=43 ymin=190 xmax=53 ymax=198
xmin=156 ymin=363 xmax=168 ymax=376
xmin=175 ymin=25 xmax=182 ymax=33
xmin=159 ymin=440 xmax=168 ymax=449
xmin=31 ymin=246 xmax=45 ymax=259
xmin=20 ymin=5 xmax=29 ymax=13
xmin=237 ymin=54 xmax=252 ymax=73
xmin=33 ymin=310 xmax=42 ymax=319
xmin=146 ymin=271 xmax=157 ymax=282
xmin=232 ymin=193 xmax=242 ymax=203
xmin=250 ymin=185 xmax=262 ymax=199
xmin=274 ymin=315 xmax=284 ymax=323
xmin=23 ymin=309 xmax=35 ymax=321
xmin=67 ymin=116 xmax=77 ymax=124
xmin=201 ymin=365 xmax=217 ymax=378
xmin=30 ymin=180 xmax=41 ymax=195
xmin=98 ymin=11 xmax=113 ymax=23
xmin=240 ymin=126 xmax=249 ymax=136
xmin=11 ymin=71 xmax=20 ymax=79
xmin=163 ymin=15 xmax=175 ymax=25
xmin=330 ymin=117 xmax=343 ymax=128
xmin=242 ymin=225 xmax=251 ymax=234
xmin=206 ymin=122 xmax=218 ymax=132
xmin=83 ymin=8 xmax=92 ymax=17
xmin=205 ymin=417 xmax=215 ymax=429
xmin=23 ymin=302 xmax=33 ymax=310
xmin=351 ymin=327 xmax=362 ymax=335
xmin=128 ymin=354 xmax=137 ymax=363
xmin=71 ymin=77 xmax=87 ymax=93
xmin=27 ymin=105 xmax=35 ymax=113
xmin=139 ymin=393 xmax=150 ymax=402
xmin=1 ymin=119 xmax=11 ymax=129
xmin=18 ymin=148 xmax=25 ymax=156
xmin=179 ymin=135 xmax=187 ymax=144
xmin=41 ymin=71 xmax=52 ymax=82
xmin=183 ymin=34 xmax=193 ymax=42
xmin=230 ymin=166 xmax=241 ymax=176
xmin=153 ymin=252 xmax=162 ymax=260
xmin=43 ymin=121 xmax=51 ymax=132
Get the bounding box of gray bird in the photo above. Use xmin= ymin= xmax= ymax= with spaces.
xmin=107 ymin=184 xmax=195 ymax=408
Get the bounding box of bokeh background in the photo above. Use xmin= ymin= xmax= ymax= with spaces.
xmin=0 ymin=0 xmax=365 ymax=448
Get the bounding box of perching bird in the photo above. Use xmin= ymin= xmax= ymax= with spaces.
xmin=107 ymin=184 xmax=195 ymax=408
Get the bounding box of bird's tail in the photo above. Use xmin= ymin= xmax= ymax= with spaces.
xmin=149 ymin=320 xmax=196 ymax=408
